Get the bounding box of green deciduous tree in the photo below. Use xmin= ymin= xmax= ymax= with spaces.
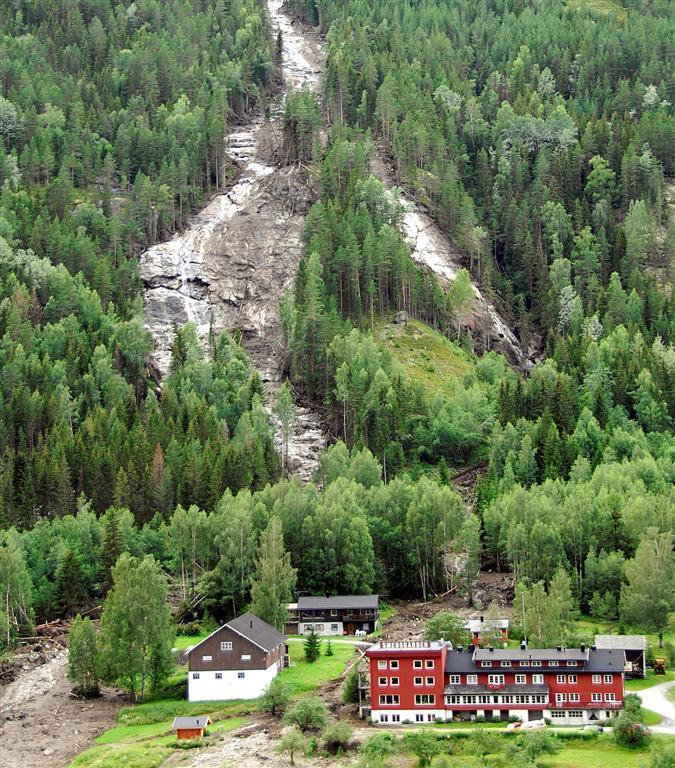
xmin=99 ymin=553 xmax=174 ymax=700
xmin=250 ymin=516 xmax=297 ymax=631
xmin=621 ymin=529 xmax=674 ymax=647
xmin=68 ymin=614 xmax=100 ymax=697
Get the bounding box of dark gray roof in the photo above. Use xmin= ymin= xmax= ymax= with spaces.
xmin=595 ymin=635 xmax=646 ymax=651
xmin=297 ymin=595 xmax=379 ymax=610
xmin=445 ymin=684 xmax=549 ymax=695
xmin=473 ymin=648 xmax=589 ymax=661
xmin=444 ymin=647 xmax=625 ymax=674
xmin=172 ymin=716 xmax=210 ymax=729
xmin=227 ymin=612 xmax=286 ymax=652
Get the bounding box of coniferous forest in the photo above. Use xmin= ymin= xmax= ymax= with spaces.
xmin=0 ymin=0 xmax=673 ymax=665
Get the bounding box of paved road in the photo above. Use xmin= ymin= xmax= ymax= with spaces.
xmin=638 ymin=679 xmax=675 ymax=734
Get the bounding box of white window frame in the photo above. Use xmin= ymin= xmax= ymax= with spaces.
xmin=390 ymin=677 xmax=399 ymax=686
xmin=220 ymin=642 xmax=232 ymax=651
xmin=567 ymin=660 xmax=577 ymax=667
xmin=241 ymin=654 xmax=251 ymax=661
xmin=488 ymin=674 xmax=504 ymax=685
xmin=192 ymin=672 xmax=200 ymax=679
xmin=592 ymin=693 xmax=602 ymax=702
xmin=392 ymin=714 xmax=400 ymax=723
xmin=203 ymin=655 xmax=212 ymax=661
xmin=605 ymin=692 xmax=615 ymax=702
xmin=331 ymin=624 xmax=339 ymax=632
xmin=515 ymin=674 xmax=526 ymax=684
xmin=379 ymin=694 xmax=400 ymax=705
xmin=569 ymin=693 xmax=580 ymax=702
xmin=555 ymin=693 xmax=566 ymax=703
xmin=501 ymin=660 xmax=512 ymax=667
xmin=530 ymin=660 xmax=542 ymax=667
xmin=448 ymin=675 xmax=461 ymax=684
xmin=413 ymin=660 xmax=423 ymax=669
xmin=415 ymin=713 xmax=424 ymax=722
xmin=592 ymin=674 xmax=601 ymax=683
xmin=414 ymin=676 xmax=423 ymax=686
xmin=390 ymin=660 xmax=399 ymax=669
xmin=378 ymin=660 xmax=387 ymax=670
xmin=481 ymin=661 xmax=492 ymax=667
xmin=425 ymin=676 xmax=435 ymax=686
xmin=603 ymin=674 xmax=613 ymax=684
xmin=379 ymin=676 xmax=387 ymax=686
xmin=467 ymin=674 xmax=477 ymax=684
xmin=238 ymin=671 xmax=245 ymax=679
xmin=215 ymin=672 xmax=222 ymax=680
xmin=415 ymin=694 xmax=435 ymax=705
xmin=425 ymin=659 xmax=435 ymax=669
xmin=556 ymin=674 xmax=566 ymax=684
xmin=532 ymin=674 xmax=543 ymax=684
xmin=568 ymin=674 xmax=577 ymax=684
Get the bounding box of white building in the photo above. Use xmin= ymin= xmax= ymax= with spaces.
xmin=185 ymin=612 xmax=288 ymax=702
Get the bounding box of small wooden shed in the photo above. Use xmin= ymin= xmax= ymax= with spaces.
xmin=172 ymin=716 xmax=211 ymax=740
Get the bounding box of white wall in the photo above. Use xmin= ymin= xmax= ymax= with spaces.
xmin=371 ymin=709 xmax=446 ymax=724
xmin=188 ymin=661 xmax=280 ymax=702
xmin=299 ymin=621 xmax=343 ymax=636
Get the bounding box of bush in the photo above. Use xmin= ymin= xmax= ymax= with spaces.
xmin=624 ymin=693 xmax=642 ymax=716
xmin=283 ymin=697 xmax=328 ymax=731
xmin=175 ymin=621 xmax=201 ymax=636
xmin=613 ymin=711 xmax=650 ymax=747
xmin=259 ymin=677 xmax=291 ymax=715
xmin=649 ymin=739 xmax=675 ymax=768
xmin=343 ymin=666 xmax=360 ymax=704
xmin=360 ymin=733 xmax=399 ymax=757
xmin=323 ymin=721 xmax=353 ymax=755
xmin=403 ymin=731 xmax=446 ymax=767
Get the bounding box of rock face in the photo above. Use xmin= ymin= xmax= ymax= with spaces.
xmin=370 ymin=154 xmax=529 ymax=368
xmin=140 ymin=0 xmax=326 ymax=480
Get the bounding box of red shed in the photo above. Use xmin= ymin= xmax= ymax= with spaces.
xmin=172 ymin=716 xmax=211 ymax=739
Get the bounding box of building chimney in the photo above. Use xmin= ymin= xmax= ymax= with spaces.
xmin=591 ymin=645 xmax=597 ymax=652
xmin=556 ymin=645 xmax=562 ymax=652
xmin=457 ymin=645 xmax=463 ymax=653
xmin=488 ymin=645 xmax=494 ymax=652
xmin=480 ymin=616 xmax=484 ymax=623
xmin=250 ymin=620 xmax=254 ymax=628
xmin=580 ymin=642 xmax=586 ymax=652
xmin=520 ymin=640 xmax=527 ymax=651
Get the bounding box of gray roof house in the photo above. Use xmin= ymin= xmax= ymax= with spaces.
xmin=595 ymin=635 xmax=647 ymax=678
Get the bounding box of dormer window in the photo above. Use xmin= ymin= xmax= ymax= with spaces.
xmin=567 ymin=661 xmax=577 ymax=667
xmin=500 ymin=661 xmax=511 ymax=667
xmin=481 ymin=661 xmax=492 ymax=667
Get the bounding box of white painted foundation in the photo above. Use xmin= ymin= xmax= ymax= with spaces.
xmin=188 ymin=662 xmax=281 ymax=702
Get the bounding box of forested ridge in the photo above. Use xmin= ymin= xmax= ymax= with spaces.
xmin=0 ymin=0 xmax=673 ymax=662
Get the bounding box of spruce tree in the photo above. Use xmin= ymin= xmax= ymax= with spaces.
xmin=99 ymin=508 xmax=125 ymax=594
xmin=55 ymin=548 xmax=87 ymax=617
xmin=303 ymin=629 xmax=321 ymax=663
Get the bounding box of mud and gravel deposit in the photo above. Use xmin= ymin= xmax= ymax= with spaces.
xmin=0 ymin=651 xmax=121 ymax=768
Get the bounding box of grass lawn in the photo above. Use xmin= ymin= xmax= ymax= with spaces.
xmin=377 ymin=319 xmax=473 ymax=400
xmin=626 ymin=669 xmax=675 ymax=691
xmin=173 ymin=631 xmax=209 ymax=651
xmin=540 ymin=739 xmax=651 ymax=768
xmin=279 ymin=636 xmax=356 ymax=697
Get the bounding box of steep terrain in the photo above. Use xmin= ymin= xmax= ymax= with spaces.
xmin=141 ymin=0 xmax=325 ymax=479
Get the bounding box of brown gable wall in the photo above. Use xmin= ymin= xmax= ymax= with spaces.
xmin=188 ymin=625 xmax=285 ymax=672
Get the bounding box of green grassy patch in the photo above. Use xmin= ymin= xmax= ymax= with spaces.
xmin=568 ymin=0 xmax=628 ymax=21
xmin=639 ymin=708 xmax=663 ymax=726
xmin=70 ymin=743 xmax=173 ymax=768
xmin=173 ymin=632 xmax=209 ymax=651
xmin=95 ymin=720 xmax=175 ymax=744
xmin=117 ymin=698 xmax=250 ymax=726
xmin=377 ymin=319 xmax=473 ymax=399
xmin=626 ymin=669 xmax=675 ymax=691
xmin=539 ymin=737 xmax=651 ymax=768
xmin=278 ymin=637 xmax=356 ymax=697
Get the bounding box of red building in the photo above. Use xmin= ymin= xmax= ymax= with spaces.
xmin=362 ymin=641 xmax=625 ymax=726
